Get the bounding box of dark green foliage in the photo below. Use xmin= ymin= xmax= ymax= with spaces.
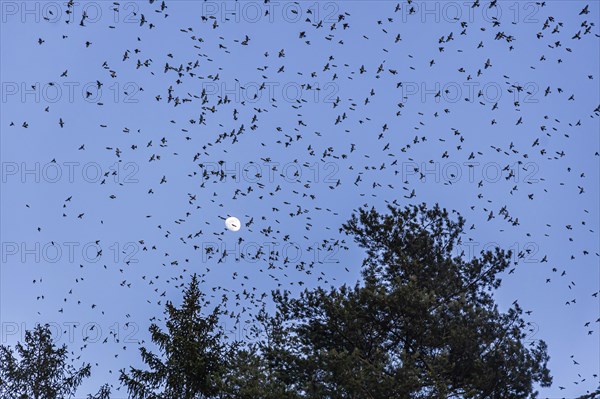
xmin=0 ymin=324 xmax=93 ymax=399
xmin=119 ymin=274 xmax=231 ymax=399
xmin=3 ymin=204 xmax=554 ymax=399
xmin=576 ymin=387 xmax=600 ymax=399
xmin=87 ymin=383 xmax=113 ymax=399
xmin=260 ymin=203 xmax=552 ymax=398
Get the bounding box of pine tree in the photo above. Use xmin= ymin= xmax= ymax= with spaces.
xmin=0 ymin=324 xmax=93 ymax=399
xmin=576 ymin=386 xmax=600 ymax=399
xmin=260 ymin=203 xmax=552 ymax=398
xmin=120 ymin=274 xmax=230 ymax=398
xmin=88 ymin=383 xmax=113 ymax=399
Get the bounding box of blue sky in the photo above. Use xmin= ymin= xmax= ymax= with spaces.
xmin=1 ymin=0 xmax=599 ymax=397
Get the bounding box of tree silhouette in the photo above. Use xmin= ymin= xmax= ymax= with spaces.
xmin=6 ymin=204 xmax=594 ymax=397
xmin=0 ymin=324 xmax=94 ymax=399
xmin=120 ymin=274 xmax=231 ymax=398
xmin=122 ymin=203 xmax=555 ymax=398
xmin=259 ymin=203 xmax=552 ymax=398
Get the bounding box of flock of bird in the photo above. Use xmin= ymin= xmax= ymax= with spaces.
xmin=3 ymin=0 xmax=599 ymax=396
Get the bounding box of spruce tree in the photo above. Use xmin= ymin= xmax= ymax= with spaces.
xmin=0 ymin=324 xmax=93 ymax=399
xmin=120 ymin=274 xmax=229 ymax=398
